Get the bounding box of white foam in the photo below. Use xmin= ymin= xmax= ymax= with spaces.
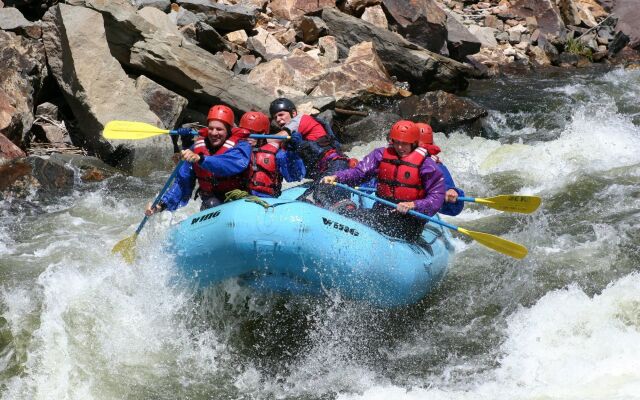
xmin=337 ymin=273 xmax=640 ymax=400
xmin=2 ymin=251 xmax=224 ymax=398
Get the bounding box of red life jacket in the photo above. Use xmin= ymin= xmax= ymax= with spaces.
xmin=376 ymin=146 xmax=427 ymax=202
xmin=248 ymin=141 xmax=281 ymax=197
xmin=192 ymin=135 xmax=247 ymax=197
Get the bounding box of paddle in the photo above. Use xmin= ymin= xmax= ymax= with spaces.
xmin=334 ymin=183 xmax=528 ymax=259
xmin=103 ymin=120 xmax=288 ymax=140
xmin=354 ymin=186 xmax=540 ymax=214
xmin=458 ymin=195 xmax=541 ymax=214
xmin=112 ymin=161 xmax=185 ymax=263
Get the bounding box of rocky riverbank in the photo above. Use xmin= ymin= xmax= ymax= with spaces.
xmin=1 ymin=0 xmax=639 ymax=197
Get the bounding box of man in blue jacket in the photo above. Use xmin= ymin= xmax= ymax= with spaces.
xmin=145 ymin=105 xmax=251 ymax=215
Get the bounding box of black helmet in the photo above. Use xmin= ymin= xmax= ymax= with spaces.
xmin=269 ymin=98 xmax=296 ymax=117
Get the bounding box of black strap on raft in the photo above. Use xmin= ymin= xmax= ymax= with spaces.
xmin=381 ymin=158 xmax=422 ymax=168
xmin=377 ymin=179 xmax=423 ymax=190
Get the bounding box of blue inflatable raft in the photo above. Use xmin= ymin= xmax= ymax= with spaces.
xmin=167 ymin=187 xmax=453 ymax=307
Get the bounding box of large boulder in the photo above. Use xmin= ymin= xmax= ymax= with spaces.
xmin=247 ymin=27 xmax=290 ymax=60
xmin=270 ymin=0 xmax=335 ymax=20
xmin=361 ymin=5 xmax=388 ymax=29
xmin=397 ymin=91 xmax=488 ymax=134
xmin=381 ymin=0 xmax=447 ymax=53
xmin=293 ymin=15 xmax=327 ymax=44
xmin=195 ymin=21 xmax=235 ymax=54
xmin=175 ymin=1 xmax=258 ymax=31
xmin=247 ymin=49 xmax=326 ymax=98
xmin=85 ymin=0 xmax=273 ymax=114
xmin=613 ymin=0 xmax=640 ymax=49
xmin=28 ymin=155 xmax=75 ymax=193
xmin=468 ymin=25 xmax=498 ymax=48
xmin=321 ymin=7 xmax=474 ymax=93
xmin=42 ymin=4 xmax=171 ymax=175
xmin=309 ymin=41 xmax=403 ymax=103
xmin=0 ymin=31 xmax=46 ymax=147
xmin=443 ymin=9 xmax=481 ymax=60
xmin=137 ymin=5 xmax=182 ymax=37
xmin=135 ymin=75 xmax=188 ymax=130
xmin=509 ymin=0 xmax=566 ymax=39
xmin=0 ymin=6 xmax=32 ymax=30
xmin=341 ymin=111 xmax=400 ymax=143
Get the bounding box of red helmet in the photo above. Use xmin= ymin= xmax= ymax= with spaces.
xmin=416 ymin=123 xmax=433 ymax=147
xmin=389 ymin=120 xmax=419 ymax=144
xmin=239 ymin=111 xmax=270 ymax=134
xmin=207 ymin=105 xmax=235 ymax=126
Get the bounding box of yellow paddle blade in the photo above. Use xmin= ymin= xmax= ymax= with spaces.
xmin=112 ymin=233 xmax=138 ymax=264
xmin=458 ymin=227 xmax=528 ymax=259
xmin=475 ymin=195 xmax=541 ymax=214
xmin=103 ymin=120 xmax=170 ymax=140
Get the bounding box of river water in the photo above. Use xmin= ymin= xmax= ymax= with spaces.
xmin=1 ymin=67 xmax=639 ymax=399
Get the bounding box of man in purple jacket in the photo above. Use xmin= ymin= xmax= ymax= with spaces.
xmin=322 ymin=120 xmax=445 ymax=241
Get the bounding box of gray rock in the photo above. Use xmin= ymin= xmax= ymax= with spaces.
xmin=613 ymin=0 xmax=640 ymax=49
xmin=510 ymin=0 xmax=566 ymax=38
xmin=293 ymin=15 xmax=327 ymax=44
xmin=175 ymin=7 xmax=201 ymax=26
xmin=247 ymin=27 xmax=290 ymax=60
xmin=28 ymin=155 xmax=75 ymax=193
xmin=42 ymin=4 xmax=170 ymax=175
xmin=177 ymin=1 xmax=258 ymax=31
xmin=0 ymin=7 xmax=32 ymax=30
xmin=468 ymin=25 xmax=498 ymax=48
xmin=495 ymin=31 xmax=509 ymax=43
xmin=538 ymin=33 xmax=560 ymax=64
xmin=509 ymin=29 xmax=522 ymax=44
xmin=135 ymin=75 xmax=188 ymax=129
xmin=36 ymin=102 xmax=59 ymax=120
xmin=397 ymin=91 xmax=488 ymax=134
xmin=195 ymin=21 xmax=233 ymax=54
xmin=443 ymin=8 xmax=481 ymax=60
xmin=51 ymin=153 xmax=119 ymax=175
xmin=233 ymin=54 xmax=260 ymax=74
xmin=608 ymin=30 xmax=630 ymax=55
xmin=558 ymin=52 xmax=579 ymax=66
xmin=381 ymin=0 xmax=447 ymax=53
xmin=31 ymin=122 xmax=69 ymax=144
xmin=132 ymin=0 xmax=170 ymax=11
xmin=84 ymin=0 xmax=273 ymax=114
xmin=341 ymin=111 xmax=400 ymax=143
xmin=597 ymin=26 xmax=614 ymax=41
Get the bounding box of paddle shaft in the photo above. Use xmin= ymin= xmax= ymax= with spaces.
xmin=170 ymin=131 xmax=288 ymax=140
xmin=248 ymin=134 xmax=289 ymax=139
xmin=336 ymin=183 xmax=528 ymax=259
xmin=335 ymin=183 xmax=459 ymax=231
xmin=358 ymin=188 xmax=539 ymax=212
xmin=135 ymin=160 xmax=184 ymax=235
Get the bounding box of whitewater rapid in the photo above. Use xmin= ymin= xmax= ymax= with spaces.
xmin=1 ymin=67 xmax=639 ymax=399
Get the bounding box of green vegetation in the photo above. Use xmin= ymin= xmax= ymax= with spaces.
xmin=566 ymin=37 xmax=594 ymax=61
